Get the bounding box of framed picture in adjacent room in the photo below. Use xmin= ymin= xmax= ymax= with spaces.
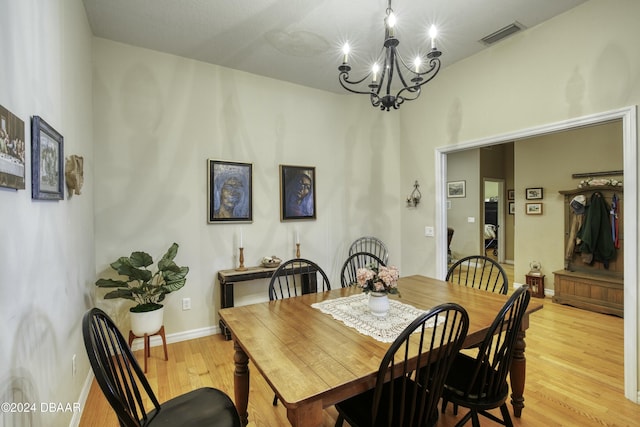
xmin=526 ymin=202 xmax=543 ymax=215
xmin=0 ymin=104 xmax=26 ymax=190
xmin=507 ymin=189 xmax=515 ymax=200
xmin=525 ymin=187 xmax=543 ymax=200
xmin=208 ymin=159 xmax=252 ymax=223
xmin=447 ymin=180 xmax=466 ymax=198
xmin=509 ymin=202 xmax=515 ymax=215
xmin=280 ymin=164 xmax=316 ymax=221
xmin=31 ymin=116 xmax=64 ymax=200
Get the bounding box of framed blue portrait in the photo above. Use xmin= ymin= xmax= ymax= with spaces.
xmin=280 ymin=164 xmax=316 ymax=221
xmin=208 ymin=159 xmax=252 ymax=223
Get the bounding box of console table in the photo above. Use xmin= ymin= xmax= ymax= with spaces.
xmin=218 ymin=266 xmax=279 ymax=339
xmin=217 ymin=264 xmax=318 ymax=339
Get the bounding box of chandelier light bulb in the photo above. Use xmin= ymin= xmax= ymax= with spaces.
xmin=342 ymin=43 xmax=350 ymax=64
xmin=388 ymin=13 xmax=397 ymax=28
xmin=414 ymin=56 xmax=421 ymax=73
xmin=372 ymin=63 xmax=380 ymax=83
xmin=429 ymin=25 xmax=438 ymax=49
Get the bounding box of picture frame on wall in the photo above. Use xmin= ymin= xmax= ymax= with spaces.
xmin=208 ymin=159 xmax=252 ymax=223
xmin=0 ymin=104 xmax=26 ymax=190
xmin=507 ymin=189 xmax=515 ymax=200
xmin=509 ymin=201 xmax=515 ymax=215
xmin=525 ymin=187 xmax=543 ymax=200
xmin=280 ymin=164 xmax=316 ymax=221
xmin=447 ymin=180 xmax=466 ymax=198
xmin=526 ymin=202 xmax=543 ymax=215
xmin=31 ymin=116 xmax=64 ymax=200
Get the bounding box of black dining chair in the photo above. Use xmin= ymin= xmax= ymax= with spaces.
xmin=268 ymin=258 xmax=331 ymax=405
xmin=440 ymin=286 xmax=531 ymax=427
xmin=340 ymin=251 xmax=386 ymax=288
xmin=349 ymin=236 xmax=390 ymax=265
xmin=268 ymin=258 xmax=331 ymax=301
xmin=446 ymin=255 xmax=508 ymax=295
xmin=82 ymin=308 xmax=240 ymax=427
xmin=334 ymin=303 xmax=470 ymax=427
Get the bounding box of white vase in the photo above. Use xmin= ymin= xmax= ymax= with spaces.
xmin=368 ymin=292 xmax=390 ymax=317
xmin=130 ymin=306 xmax=164 ymax=336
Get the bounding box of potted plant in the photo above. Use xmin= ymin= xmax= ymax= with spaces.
xmin=95 ymin=242 xmax=189 ymax=335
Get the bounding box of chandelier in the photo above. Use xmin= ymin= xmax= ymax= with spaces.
xmin=338 ymin=0 xmax=442 ymax=111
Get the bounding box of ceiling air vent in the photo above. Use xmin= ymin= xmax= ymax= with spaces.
xmin=480 ymin=22 xmax=526 ymax=46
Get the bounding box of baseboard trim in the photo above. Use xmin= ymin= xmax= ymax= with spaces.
xmin=130 ymin=324 xmax=220 ymax=351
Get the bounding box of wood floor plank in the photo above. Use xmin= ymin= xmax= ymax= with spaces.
xmin=79 ymin=264 xmax=640 ymax=426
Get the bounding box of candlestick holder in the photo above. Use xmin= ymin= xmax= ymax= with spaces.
xmin=236 ymin=247 xmax=248 ymax=271
xmin=296 ymin=243 xmax=300 ymax=258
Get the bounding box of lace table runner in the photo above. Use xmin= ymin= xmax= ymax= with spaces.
xmin=311 ymin=293 xmax=441 ymax=343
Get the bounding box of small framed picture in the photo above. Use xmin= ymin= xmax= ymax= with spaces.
xmin=447 ymin=180 xmax=466 ymax=198
xmin=509 ymin=202 xmax=515 ymax=215
xmin=0 ymin=104 xmax=26 ymax=190
xmin=208 ymin=159 xmax=252 ymax=223
xmin=280 ymin=165 xmax=316 ymax=221
xmin=525 ymin=187 xmax=543 ymax=200
xmin=507 ymin=189 xmax=515 ymax=200
xmin=31 ymin=116 xmax=64 ymax=200
xmin=526 ymin=203 xmax=543 ymax=215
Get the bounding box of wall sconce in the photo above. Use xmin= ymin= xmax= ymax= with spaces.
xmin=406 ymin=180 xmax=421 ymax=207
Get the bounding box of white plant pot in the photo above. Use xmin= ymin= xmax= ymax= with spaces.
xmin=130 ymin=306 xmax=164 ymax=336
xmin=368 ymin=292 xmax=390 ymax=317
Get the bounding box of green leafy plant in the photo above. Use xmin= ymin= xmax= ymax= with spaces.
xmin=95 ymin=242 xmax=189 ymax=313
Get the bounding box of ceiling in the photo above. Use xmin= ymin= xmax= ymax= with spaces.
xmin=82 ymin=0 xmax=587 ymax=94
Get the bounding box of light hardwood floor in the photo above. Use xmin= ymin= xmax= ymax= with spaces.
xmin=80 ymin=265 xmax=640 ymax=426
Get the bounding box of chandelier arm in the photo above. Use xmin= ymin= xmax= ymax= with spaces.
xmin=339 ymin=73 xmax=375 ymax=95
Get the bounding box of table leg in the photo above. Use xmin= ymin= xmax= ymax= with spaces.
xmin=233 ymin=340 xmax=250 ymax=426
xmin=286 ymin=400 xmax=323 ymax=427
xmin=510 ymin=315 xmax=528 ymax=417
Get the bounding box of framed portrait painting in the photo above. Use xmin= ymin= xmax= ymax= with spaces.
xmin=0 ymin=104 xmax=26 ymax=190
xmin=31 ymin=116 xmax=64 ymax=200
xmin=208 ymin=159 xmax=252 ymax=223
xmin=280 ymin=165 xmax=316 ymax=221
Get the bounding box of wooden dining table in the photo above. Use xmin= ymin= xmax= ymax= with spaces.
xmin=218 ymin=274 xmax=543 ymax=427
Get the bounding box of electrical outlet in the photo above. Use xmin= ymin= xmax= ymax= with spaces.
xmin=424 ymin=226 xmax=434 ymax=237
xmin=182 ymin=297 xmax=191 ymax=310
xmin=72 ymin=354 xmax=77 ymax=377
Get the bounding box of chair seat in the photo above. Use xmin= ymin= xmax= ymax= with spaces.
xmin=146 ymin=387 xmax=240 ymax=427
xmin=336 ymin=377 xmax=438 ymax=427
xmin=443 ymin=354 xmax=509 ymax=409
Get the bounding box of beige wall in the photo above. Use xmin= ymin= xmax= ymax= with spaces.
xmin=0 ymin=0 xmax=95 ymax=426
xmin=91 ymin=39 xmax=403 ymax=335
xmin=399 ymin=0 xmax=638 ymax=394
xmin=515 ymin=120 xmax=623 ymax=287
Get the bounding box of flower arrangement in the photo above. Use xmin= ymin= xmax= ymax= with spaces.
xmin=578 ymin=178 xmax=622 ymax=188
xmin=356 ymin=265 xmax=400 ymax=295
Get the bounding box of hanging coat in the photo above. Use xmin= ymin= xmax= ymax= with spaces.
xmin=577 ymin=192 xmax=616 ymax=268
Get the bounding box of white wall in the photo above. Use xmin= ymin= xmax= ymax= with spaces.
xmin=91 ymin=38 xmax=403 ymax=336
xmin=399 ymin=0 xmax=639 ymax=396
xmin=0 ymin=0 xmax=94 ymax=426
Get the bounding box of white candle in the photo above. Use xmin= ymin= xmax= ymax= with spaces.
xmin=429 ymin=25 xmax=438 ymax=49
xmin=239 ymin=228 xmax=243 ymax=248
xmin=342 ymin=43 xmax=350 ymax=64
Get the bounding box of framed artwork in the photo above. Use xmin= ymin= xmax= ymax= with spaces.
xmin=208 ymin=159 xmax=252 ymax=223
xmin=509 ymin=202 xmax=515 ymax=215
xmin=280 ymin=164 xmax=316 ymax=221
xmin=447 ymin=180 xmax=466 ymax=198
xmin=31 ymin=116 xmax=64 ymax=200
xmin=525 ymin=187 xmax=543 ymax=200
xmin=526 ymin=203 xmax=543 ymax=215
xmin=507 ymin=189 xmax=515 ymax=200
xmin=0 ymin=104 xmax=26 ymax=190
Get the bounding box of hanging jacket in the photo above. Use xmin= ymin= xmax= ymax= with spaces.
xmin=577 ymin=192 xmax=615 ymax=268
